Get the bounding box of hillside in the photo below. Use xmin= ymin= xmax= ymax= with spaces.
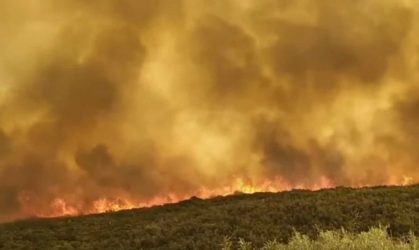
xmin=1 ymin=185 xmax=419 ymax=249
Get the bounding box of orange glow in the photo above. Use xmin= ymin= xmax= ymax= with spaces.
xmin=16 ymin=177 xmax=409 ymax=220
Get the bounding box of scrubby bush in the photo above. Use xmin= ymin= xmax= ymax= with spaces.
xmin=223 ymin=227 xmax=419 ymax=250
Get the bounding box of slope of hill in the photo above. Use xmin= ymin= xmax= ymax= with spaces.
xmin=1 ymin=185 xmax=419 ymax=249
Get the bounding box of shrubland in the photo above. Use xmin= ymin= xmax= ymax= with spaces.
xmin=0 ymin=185 xmax=418 ymax=249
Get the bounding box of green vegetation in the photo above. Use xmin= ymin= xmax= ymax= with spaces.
xmin=0 ymin=185 xmax=419 ymax=249
xmin=222 ymin=227 xmax=419 ymax=250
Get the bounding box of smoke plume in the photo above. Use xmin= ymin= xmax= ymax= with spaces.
xmin=0 ymin=0 xmax=418 ymax=221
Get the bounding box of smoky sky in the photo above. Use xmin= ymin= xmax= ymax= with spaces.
xmin=0 ymin=0 xmax=418 ymax=222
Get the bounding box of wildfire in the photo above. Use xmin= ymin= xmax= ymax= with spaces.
xmin=14 ymin=176 xmax=368 ymax=219
xmin=10 ymin=174 xmax=414 ymax=221
xmin=1 ymin=0 xmax=419 ymax=224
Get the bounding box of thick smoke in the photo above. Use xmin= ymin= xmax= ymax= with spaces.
xmin=0 ymin=0 xmax=418 ymax=221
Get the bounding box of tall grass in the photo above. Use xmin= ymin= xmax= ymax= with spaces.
xmin=222 ymin=227 xmax=419 ymax=250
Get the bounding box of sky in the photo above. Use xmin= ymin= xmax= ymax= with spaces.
xmin=0 ymin=0 xmax=418 ymax=222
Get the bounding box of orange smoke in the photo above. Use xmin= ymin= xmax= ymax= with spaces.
xmin=0 ymin=0 xmax=419 ymax=222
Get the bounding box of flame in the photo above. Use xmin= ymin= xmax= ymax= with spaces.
xmin=11 ymin=172 xmax=414 ymax=221
xmin=11 ymin=175 xmax=414 ymax=221
xmin=16 ymin=176 xmax=396 ymax=219
xmin=48 ymin=199 xmax=79 ymax=217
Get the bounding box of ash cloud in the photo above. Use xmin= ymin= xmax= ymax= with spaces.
xmin=268 ymin=0 xmax=412 ymax=83
xmin=0 ymin=0 xmax=418 ymax=221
